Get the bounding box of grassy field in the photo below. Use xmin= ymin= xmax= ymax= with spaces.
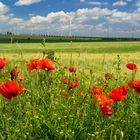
xmin=0 ymin=41 xmax=140 ymax=53
xmin=1 ymin=41 xmax=140 ymax=68
xmin=0 ymin=41 xmax=140 ymax=139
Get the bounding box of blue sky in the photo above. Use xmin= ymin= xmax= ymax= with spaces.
xmin=0 ymin=0 xmax=140 ymax=37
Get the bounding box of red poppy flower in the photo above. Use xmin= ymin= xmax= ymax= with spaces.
xmin=62 ymin=78 xmax=69 ymax=84
xmin=109 ymin=86 xmax=127 ymax=102
xmin=95 ymin=92 xmax=107 ymax=104
xmin=27 ymin=59 xmax=38 ymax=70
xmin=101 ymin=105 xmax=113 ymax=116
xmin=126 ymin=63 xmax=137 ymax=70
xmin=36 ymin=60 xmax=43 ymax=69
xmin=27 ymin=59 xmax=55 ymax=71
xmin=128 ymin=80 xmax=134 ymax=88
xmin=42 ymin=59 xmax=55 ymax=70
xmin=131 ymin=80 xmax=140 ymax=94
xmin=90 ymin=86 xmax=103 ymax=95
xmin=100 ymin=99 xmax=113 ymax=107
xmin=69 ymin=66 xmax=76 ymax=72
xmin=119 ymin=85 xmax=128 ymax=96
xmin=0 ymin=81 xmax=24 ymax=100
xmin=0 ymin=58 xmax=6 ymax=69
xmin=70 ymin=81 xmax=78 ymax=87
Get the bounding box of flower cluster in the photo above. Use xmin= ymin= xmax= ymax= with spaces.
xmin=27 ymin=59 xmax=55 ymax=71
xmin=62 ymin=66 xmax=78 ymax=91
xmin=89 ymin=63 xmax=139 ymax=116
xmin=0 ymin=58 xmax=24 ymax=100
xmin=0 ymin=57 xmax=139 ymax=119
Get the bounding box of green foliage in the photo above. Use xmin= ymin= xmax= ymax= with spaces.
xmin=0 ymin=34 xmax=140 ymax=43
xmin=0 ymin=52 xmax=140 ymax=140
xmin=0 ymin=41 xmax=140 ymax=139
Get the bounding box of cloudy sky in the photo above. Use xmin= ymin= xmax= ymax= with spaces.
xmin=0 ymin=0 xmax=140 ymax=38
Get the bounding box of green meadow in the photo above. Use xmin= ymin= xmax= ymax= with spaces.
xmin=0 ymin=41 xmax=140 ymax=140
xmin=1 ymin=41 xmax=140 ymax=69
xmin=1 ymin=41 xmax=140 ymax=54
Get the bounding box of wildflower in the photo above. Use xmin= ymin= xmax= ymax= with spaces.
xmin=95 ymin=92 xmax=107 ymax=104
xmin=119 ymin=85 xmax=128 ymax=96
xmin=109 ymin=85 xmax=128 ymax=101
xmin=90 ymin=86 xmax=103 ymax=95
xmin=100 ymin=99 xmax=113 ymax=107
xmin=128 ymin=80 xmax=134 ymax=88
xmin=10 ymin=68 xmax=21 ymax=80
xmin=27 ymin=59 xmax=38 ymax=70
xmin=101 ymin=105 xmax=113 ymax=116
xmin=42 ymin=59 xmax=55 ymax=70
xmin=131 ymin=80 xmax=140 ymax=94
xmin=27 ymin=59 xmax=55 ymax=71
xmin=126 ymin=63 xmax=137 ymax=70
xmin=70 ymin=81 xmax=78 ymax=87
xmin=0 ymin=81 xmax=24 ymax=100
xmin=69 ymin=66 xmax=76 ymax=72
xmin=0 ymin=58 xmax=6 ymax=69
xmin=62 ymin=78 xmax=69 ymax=84
xmin=36 ymin=59 xmax=43 ymax=69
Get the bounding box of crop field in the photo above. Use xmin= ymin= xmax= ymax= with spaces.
xmin=0 ymin=41 xmax=140 ymax=139
xmin=1 ymin=41 xmax=140 ymax=53
xmin=1 ymin=41 xmax=140 ymax=71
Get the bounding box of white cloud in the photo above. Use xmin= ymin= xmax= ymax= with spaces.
xmin=0 ymin=15 xmax=10 ymax=23
xmin=107 ymin=11 xmax=132 ymax=23
xmin=18 ymin=8 xmax=118 ymax=36
xmin=30 ymin=11 xmax=70 ymax=24
xmin=113 ymin=0 xmax=128 ymax=6
xmin=87 ymin=2 xmax=101 ymax=5
xmin=29 ymin=8 xmax=114 ymax=26
xmin=80 ymin=0 xmax=85 ymax=2
xmin=14 ymin=0 xmax=42 ymax=6
xmin=80 ymin=0 xmax=108 ymax=6
xmin=106 ymin=9 xmax=140 ymax=28
xmin=8 ymin=18 xmax=24 ymax=25
xmin=0 ymin=2 xmax=9 ymax=14
xmin=0 ymin=7 xmax=140 ymax=37
xmin=136 ymin=0 xmax=140 ymax=7
xmin=9 ymin=13 xmax=15 ymax=17
xmin=87 ymin=2 xmax=108 ymax=6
